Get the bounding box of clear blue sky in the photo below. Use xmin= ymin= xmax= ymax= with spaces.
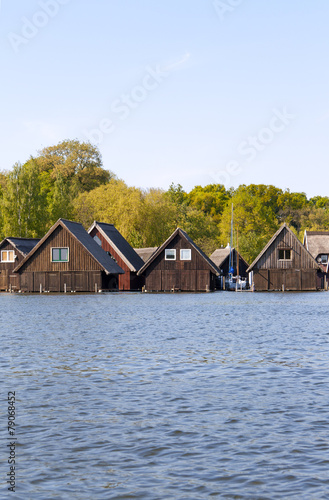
xmin=0 ymin=0 xmax=328 ymax=198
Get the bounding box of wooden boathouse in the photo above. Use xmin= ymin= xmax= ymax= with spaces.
xmin=303 ymin=230 xmax=329 ymax=289
xmin=0 ymin=237 xmax=40 ymax=291
xmin=13 ymin=219 xmax=124 ymax=292
xmin=210 ymin=246 xmax=249 ymax=288
xmin=88 ymin=221 xmax=144 ymax=290
xmin=247 ymin=223 xmax=321 ymax=291
xmin=137 ymin=228 xmax=220 ymax=292
xmin=134 ymin=247 xmax=158 ymax=263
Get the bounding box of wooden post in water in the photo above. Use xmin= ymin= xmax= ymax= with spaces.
xmin=95 ymin=282 xmax=98 ymax=293
xmin=64 ymin=283 xmax=67 ymax=294
xmin=282 ymin=284 xmax=285 ymax=292
xmin=40 ymin=283 xmax=42 ymax=294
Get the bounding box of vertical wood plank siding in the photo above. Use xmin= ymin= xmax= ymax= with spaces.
xmin=18 ymin=226 xmax=107 ymax=292
xmin=143 ymin=234 xmax=215 ymax=291
xmin=0 ymin=241 xmax=24 ymax=290
xmin=252 ymin=227 xmax=320 ymax=291
xmin=19 ymin=226 xmax=103 ymax=273
xmin=89 ymin=227 xmax=143 ymax=290
xmin=256 ymin=227 xmax=318 ymax=270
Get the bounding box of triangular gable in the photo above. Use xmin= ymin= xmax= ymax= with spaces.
xmin=137 ymin=228 xmax=220 ymax=276
xmin=14 ymin=219 xmax=124 ymax=275
xmin=247 ymin=223 xmax=320 ymax=272
xmin=88 ymin=221 xmax=144 ymax=272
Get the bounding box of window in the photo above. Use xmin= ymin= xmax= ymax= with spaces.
xmin=319 ymin=254 xmax=328 ymax=264
xmin=165 ymin=249 xmax=176 ymax=260
xmin=278 ymin=249 xmax=291 ymax=260
xmin=180 ymin=249 xmax=191 ymax=260
xmin=93 ymin=234 xmax=102 ymax=246
xmin=1 ymin=250 xmax=15 ymax=262
xmin=51 ymin=248 xmax=69 ymax=262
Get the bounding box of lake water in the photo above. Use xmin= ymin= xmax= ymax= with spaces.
xmin=1 ymin=291 xmax=329 ymax=499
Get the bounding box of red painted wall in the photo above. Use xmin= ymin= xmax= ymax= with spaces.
xmin=89 ymin=228 xmax=141 ymax=290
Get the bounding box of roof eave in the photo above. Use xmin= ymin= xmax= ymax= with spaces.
xmin=14 ymin=219 xmax=63 ymax=272
xmin=137 ymin=228 xmax=220 ymax=276
xmin=88 ymin=221 xmax=138 ymax=272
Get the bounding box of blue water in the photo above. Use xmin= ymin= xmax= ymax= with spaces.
xmin=1 ymin=291 xmax=329 ymax=499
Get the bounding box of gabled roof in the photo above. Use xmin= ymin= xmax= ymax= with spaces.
xmin=210 ymin=246 xmax=249 ymax=269
xmin=14 ymin=219 xmax=124 ymax=275
xmin=210 ymin=247 xmax=231 ymax=267
xmin=134 ymin=247 xmax=158 ymax=263
xmin=88 ymin=221 xmax=144 ymax=272
xmin=0 ymin=237 xmax=40 ymax=257
xmin=137 ymin=228 xmax=220 ymax=276
xmin=247 ymin=223 xmax=320 ymax=272
xmin=303 ymin=230 xmax=329 ymax=259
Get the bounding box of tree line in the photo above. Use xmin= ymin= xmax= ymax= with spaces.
xmin=1 ymin=139 xmax=328 ymax=263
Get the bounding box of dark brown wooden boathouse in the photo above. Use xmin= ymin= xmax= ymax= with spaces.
xmin=0 ymin=237 xmax=40 ymax=291
xmin=88 ymin=221 xmax=144 ymax=290
xmin=210 ymin=246 xmax=249 ymax=288
xmin=247 ymin=223 xmax=321 ymax=291
xmin=14 ymin=219 xmax=124 ymax=292
xmin=303 ymin=230 xmax=329 ymax=289
xmin=134 ymin=247 xmax=158 ymax=263
xmin=137 ymin=228 xmax=220 ymax=292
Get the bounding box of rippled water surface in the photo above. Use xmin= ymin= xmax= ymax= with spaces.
xmin=1 ymin=291 xmax=329 ymax=499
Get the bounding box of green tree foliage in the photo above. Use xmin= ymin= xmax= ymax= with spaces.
xmin=48 ymin=173 xmax=74 ymax=223
xmin=73 ymin=179 xmax=143 ymax=245
xmin=73 ymin=181 xmax=220 ymax=252
xmin=0 ymin=140 xmax=112 ymax=235
xmin=35 ymin=139 xmax=113 ymax=227
xmin=218 ymin=185 xmax=280 ymax=263
xmin=1 ymin=160 xmax=47 ymax=237
xmin=298 ymin=206 xmax=329 ymax=235
xmin=139 ymin=188 xmax=179 ymax=246
xmin=277 ymin=190 xmax=309 ymax=232
xmin=186 ymin=184 xmax=231 ymax=223
xmin=180 ymin=207 xmax=219 ymax=255
xmin=309 ymin=196 xmax=329 ymax=209
xmin=36 ymin=139 xmax=113 ymax=192
xmin=0 ymin=172 xmax=7 ymax=238
xmin=166 ymin=183 xmax=187 ymax=205
xmin=164 ymin=183 xmax=220 ymax=253
xmin=1 ymin=139 xmax=328 ymax=260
